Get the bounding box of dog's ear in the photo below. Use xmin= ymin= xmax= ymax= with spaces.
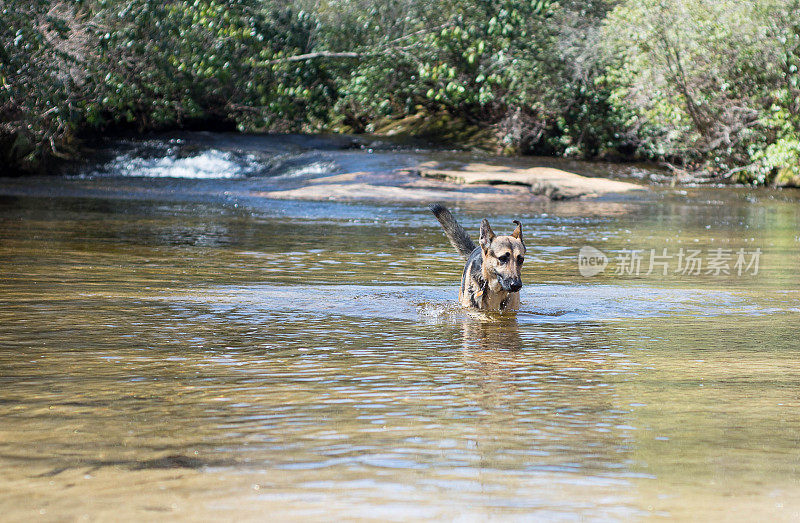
xmin=480 ymin=219 xmax=495 ymax=251
xmin=511 ymin=220 xmax=523 ymax=241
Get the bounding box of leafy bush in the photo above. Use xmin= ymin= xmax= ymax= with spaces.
xmin=0 ymin=1 xmax=88 ymax=171
xmin=600 ymin=0 xmax=800 ymax=182
xmin=2 ymin=0 xmax=798 ymax=184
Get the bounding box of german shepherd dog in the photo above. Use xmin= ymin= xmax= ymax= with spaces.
xmin=430 ymin=204 xmax=525 ymax=312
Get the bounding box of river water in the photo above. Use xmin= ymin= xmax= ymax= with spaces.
xmin=1 ymin=133 xmax=799 ymax=520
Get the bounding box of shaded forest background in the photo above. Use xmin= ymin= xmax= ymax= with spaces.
xmin=2 ymin=0 xmax=798 ymax=184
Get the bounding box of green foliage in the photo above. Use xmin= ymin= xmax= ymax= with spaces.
xmin=0 ymin=1 xmax=85 ymax=171
xmin=322 ymin=0 xmax=562 ymax=149
xmin=86 ymin=0 xmax=335 ymax=130
xmin=750 ymin=99 xmax=800 ymax=185
xmin=1 ymin=0 xmax=336 ymax=173
xmin=601 ymin=0 xmax=800 ymax=181
xmin=2 ymin=0 xmax=798 ymax=183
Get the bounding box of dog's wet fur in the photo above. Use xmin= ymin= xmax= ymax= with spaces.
xmin=430 ymin=204 xmax=526 ymax=312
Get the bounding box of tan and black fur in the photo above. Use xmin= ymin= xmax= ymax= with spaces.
xmin=430 ymin=204 xmax=526 ymax=312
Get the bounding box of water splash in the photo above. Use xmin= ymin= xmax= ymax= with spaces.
xmin=93 ymin=149 xmax=261 ymax=179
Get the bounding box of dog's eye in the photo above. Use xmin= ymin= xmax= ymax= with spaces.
xmin=498 ymin=254 xmax=510 ymax=264
xmin=517 ymin=256 xmax=524 ymax=265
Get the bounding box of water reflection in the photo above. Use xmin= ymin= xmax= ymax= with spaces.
xmin=457 ymin=316 xmax=639 ymax=478
xmin=461 ymin=314 xmax=523 ymax=352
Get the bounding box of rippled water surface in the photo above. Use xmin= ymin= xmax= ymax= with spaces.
xmin=1 ymin=133 xmax=799 ymax=521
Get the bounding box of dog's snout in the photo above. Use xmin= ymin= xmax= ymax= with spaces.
xmin=498 ymin=275 xmax=523 ymax=292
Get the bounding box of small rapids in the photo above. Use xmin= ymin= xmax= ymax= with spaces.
xmin=90 ymin=148 xmax=263 ymax=179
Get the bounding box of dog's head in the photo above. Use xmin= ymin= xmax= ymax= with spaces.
xmin=480 ymin=219 xmax=526 ymax=293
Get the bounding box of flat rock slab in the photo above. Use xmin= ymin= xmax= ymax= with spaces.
xmin=257 ymin=161 xmax=646 ymax=203
xmin=412 ymin=162 xmax=645 ymax=200
xmin=256 ymin=171 xmax=529 ymax=203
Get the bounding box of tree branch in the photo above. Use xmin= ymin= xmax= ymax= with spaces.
xmin=265 ymin=51 xmax=368 ymax=64
xmin=264 ymin=21 xmax=455 ymax=65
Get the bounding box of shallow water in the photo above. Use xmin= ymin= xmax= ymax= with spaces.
xmin=1 ymin=133 xmax=800 ymax=520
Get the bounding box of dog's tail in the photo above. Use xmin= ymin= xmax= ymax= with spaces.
xmin=430 ymin=204 xmax=477 ymax=259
